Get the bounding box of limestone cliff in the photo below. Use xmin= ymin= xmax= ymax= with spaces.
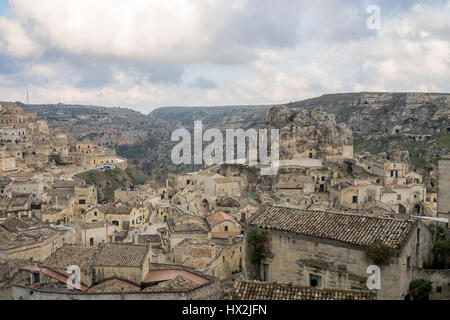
xmin=266 ymin=106 xmax=353 ymax=161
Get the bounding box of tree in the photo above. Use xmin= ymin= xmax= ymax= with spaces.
xmin=247 ymin=229 xmax=268 ymax=280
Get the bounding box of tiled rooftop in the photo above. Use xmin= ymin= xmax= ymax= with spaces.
xmin=40 ymin=246 xmax=99 ymax=273
xmin=172 ymin=222 xmax=208 ymax=233
xmin=93 ymin=243 xmax=149 ymax=267
xmin=0 ymin=227 xmax=62 ymax=250
xmin=80 ymin=221 xmax=112 ymax=230
xmin=0 ymin=216 xmax=33 ymax=232
xmin=187 ymin=246 xmax=222 ymax=259
xmin=206 ymin=211 xmax=237 ymax=227
xmin=250 ymin=206 xmax=415 ymax=249
xmin=231 ymin=280 xmax=376 ymax=300
xmin=87 ymin=279 xmax=140 ymax=293
xmin=143 ymin=274 xmax=199 ymax=292
xmin=143 ymin=269 xmax=209 ymax=286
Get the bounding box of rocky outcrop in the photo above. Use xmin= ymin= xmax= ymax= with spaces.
xmin=266 ymin=106 xmax=353 ymax=161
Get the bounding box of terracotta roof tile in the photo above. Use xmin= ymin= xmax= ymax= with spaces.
xmin=206 ymin=211 xmax=237 ymax=227
xmin=231 ymin=280 xmax=376 ymax=300
xmin=250 ymin=206 xmax=415 ymax=249
xmin=93 ymin=243 xmax=149 ymax=267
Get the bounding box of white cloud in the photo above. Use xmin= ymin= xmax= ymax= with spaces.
xmin=0 ymin=16 xmax=41 ymax=58
xmin=0 ymin=0 xmax=448 ymax=109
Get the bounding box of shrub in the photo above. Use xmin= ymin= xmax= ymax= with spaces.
xmin=409 ymin=279 xmax=432 ymax=298
xmin=365 ymin=240 xmax=392 ymax=266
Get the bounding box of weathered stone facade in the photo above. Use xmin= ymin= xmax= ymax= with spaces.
xmin=245 ymin=206 xmax=434 ymax=300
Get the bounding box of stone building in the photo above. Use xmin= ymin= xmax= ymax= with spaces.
xmin=330 ymin=181 xmax=382 ymax=211
xmin=92 ymin=243 xmax=152 ymax=284
xmin=167 ymin=215 xmax=210 ymax=250
xmin=9 ymin=245 xmax=220 ymax=300
xmin=76 ymin=221 xmax=119 ymax=247
xmin=174 ymin=237 xmax=244 ymax=280
xmin=41 ymin=181 xmax=97 ymax=224
xmin=245 ymin=206 xmax=434 ymax=300
xmin=361 ymin=157 xmax=409 ymax=186
xmin=0 ymin=154 xmax=16 ymax=174
xmin=0 ymin=223 xmax=73 ymax=263
xmin=380 ymin=184 xmax=426 ymax=215
xmin=275 ymin=175 xmax=315 ymax=205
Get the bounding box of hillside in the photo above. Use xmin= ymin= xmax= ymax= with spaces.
xmin=286 ymin=92 xmax=450 ymax=167
xmin=150 ymin=105 xmax=271 ymax=130
xmin=20 ymin=92 xmax=450 ymax=182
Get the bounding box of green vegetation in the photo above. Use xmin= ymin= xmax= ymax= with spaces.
xmin=247 ymin=229 xmax=269 ymax=280
xmin=439 ymin=133 xmax=450 ymax=148
xmin=354 ymin=132 xmax=449 ymax=169
xmin=117 ymin=137 xmax=159 ymax=159
xmin=49 ymin=154 xmax=71 ymax=166
xmin=365 ymin=240 xmax=392 ymax=266
xmin=125 ymin=166 xmax=149 ymax=185
xmin=429 ymin=227 xmax=450 ymax=269
xmin=409 ymin=279 xmax=432 ymax=299
xmin=75 ymin=166 xmax=148 ymax=203
xmin=410 ymin=156 xmax=426 ymax=169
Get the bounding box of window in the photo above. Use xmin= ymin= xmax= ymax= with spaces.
xmin=321 ymin=176 xmax=325 ymax=182
xmin=79 ymin=199 xmax=86 ymax=204
xmin=414 ymin=194 xmax=417 ymax=199
xmin=352 ymin=196 xmax=357 ymax=204
xmin=94 ymin=211 xmax=97 ymax=216
xmin=90 ymin=238 xmax=94 ymax=247
xmin=224 ymin=226 xmax=229 ymax=232
xmin=397 ymin=195 xmax=401 ymax=200
xmin=368 ymin=196 xmax=373 ymax=202
xmin=407 ymin=256 xmax=411 ymax=268
xmin=309 ymin=274 xmax=322 ymax=288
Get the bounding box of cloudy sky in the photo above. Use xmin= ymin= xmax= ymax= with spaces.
xmin=0 ymin=0 xmax=449 ymax=113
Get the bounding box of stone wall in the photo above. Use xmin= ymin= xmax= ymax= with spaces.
xmin=412 ymin=268 xmax=450 ymax=300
